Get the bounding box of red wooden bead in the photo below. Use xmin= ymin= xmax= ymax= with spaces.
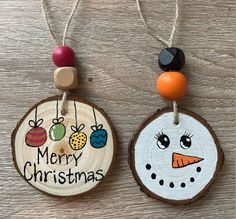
xmin=52 ymin=46 xmax=75 ymax=67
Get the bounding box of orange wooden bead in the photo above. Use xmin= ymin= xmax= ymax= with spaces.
xmin=156 ymin=71 xmax=187 ymax=100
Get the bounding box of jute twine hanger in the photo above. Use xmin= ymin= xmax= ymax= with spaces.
xmin=136 ymin=0 xmax=180 ymax=125
xmin=41 ymin=0 xmax=81 ymax=115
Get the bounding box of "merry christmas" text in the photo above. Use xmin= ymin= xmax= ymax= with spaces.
xmin=23 ymin=147 xmax=104 ymax=184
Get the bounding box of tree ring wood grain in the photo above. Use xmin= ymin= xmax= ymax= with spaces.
xmin=129 ymin=107 xmax=224 ymax=205
xmin=12 ymin=95 xmax=117 ymax=197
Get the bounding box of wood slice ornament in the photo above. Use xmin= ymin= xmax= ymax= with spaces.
xmin=131 ymin=0 xmax=224 ymax=204
xmin=11 ymin=1 xmax=117 ymax=197
xmin=129 ymin=108 xmax=224 ymax=205
xmin=12 ymin=96 xmax=116 ymax=197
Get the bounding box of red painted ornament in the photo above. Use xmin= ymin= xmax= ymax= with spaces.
xmin=25 ymin=108 xmax=47 ymax=147
xmin=25 ymin=126 xmax=47 ymax=147
xmin=52 ymin=46 xmax=75 ymax=67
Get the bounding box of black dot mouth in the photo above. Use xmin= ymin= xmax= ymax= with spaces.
xmin=196 ymin=166 xmax=201 ymax=172
xmin=169 ymin=182 xmax=174 ymax=188
xmin=151 ymin=173 xmax=156 ymax=179
xmin=145 ymin=164 xmax=151 ymax=170
xmin=145 ymin=163 xmax=202 ymax=188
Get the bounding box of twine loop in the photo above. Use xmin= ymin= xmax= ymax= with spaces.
xmin=41 ymin=0 xmax=81 ymax=46
xmin=41 ymin=0 xmax=81 ymax=115
xmin=172 ymin=101 xmax=179 ymax=125
xmin=60 ymin=91 xmax=68 ymax=116
xmin=136 ymin=0 xmax=179 ymax=48
xmin=136 ymin=0 xmax=181 ymax=124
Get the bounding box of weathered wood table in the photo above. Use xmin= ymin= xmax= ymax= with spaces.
xmin=0 ymin=0 xmax=235 ymax=218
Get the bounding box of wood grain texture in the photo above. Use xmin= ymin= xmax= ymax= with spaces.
xmin=0 ymin=0 xmax=235 ymax=218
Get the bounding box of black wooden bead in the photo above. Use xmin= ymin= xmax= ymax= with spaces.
xmin=158 ymin=47 xmax=185 ymax=71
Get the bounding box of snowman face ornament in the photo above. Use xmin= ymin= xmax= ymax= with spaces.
xmin=129 ymin=108 xmax=224 ymax=205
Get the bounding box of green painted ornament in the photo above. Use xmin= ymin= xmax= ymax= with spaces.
xmin=49 ymin=117 xmax=66 ymax=141
xmin=49 ymin=100 xmax=66 ymax=141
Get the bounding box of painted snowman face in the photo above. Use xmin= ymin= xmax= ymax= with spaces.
xmin=131 ymin=109 xmax=223 ymax=204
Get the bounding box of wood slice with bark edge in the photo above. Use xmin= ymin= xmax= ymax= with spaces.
xmin=11 ymin=95 xmax=117 ymax=197
xmin=129 ymin=107 xmax=224 ymax=205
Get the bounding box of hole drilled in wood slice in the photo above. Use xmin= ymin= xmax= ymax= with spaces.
xmin=129 ymin=108 xmax=224 ymax=205
xmin=12 ymin=96 xmax=117 ymax=197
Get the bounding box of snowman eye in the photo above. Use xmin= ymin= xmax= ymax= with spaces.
xmin=180 ymin=134 xmax=192 ymax=149
xmin=155 ymin=133 xmax=170 ymax=149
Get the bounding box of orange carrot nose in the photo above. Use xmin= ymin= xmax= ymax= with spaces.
xmin=172 ymin=152 xmax=204 ymax=168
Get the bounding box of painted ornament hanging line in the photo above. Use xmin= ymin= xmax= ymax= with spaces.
xmin=11 ymin=0 xmax=116 ymax=197
xmin=129 ymin=0 xmax=224 ymax=205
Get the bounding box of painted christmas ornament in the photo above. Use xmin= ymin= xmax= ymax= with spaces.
xmin=25 ymin=108 xmax=47 ymax=147
xmin=25 ymin=127 xmax=47 ymax=147
xmin=12 ymin=96 xmax=116 ymax=197
xmin=90 ymin=126 xmax=108 ymax=149
xmin=49 ymin=122 xmax=66 ymax=141
xmin=49 ymin=100 xmax=66 ymax=141
xmin=129 ymin=108 xmax=224 ymax=204
xmin=69 ymin=124 xmax=87 ymax=150
xmin=69 ymin=101 xmax=87 ymax=150
xmin=90 ymin=107 xmax=108 ymax=149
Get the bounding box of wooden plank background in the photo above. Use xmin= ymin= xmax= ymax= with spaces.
xmin=0 ymin=0 xmax=235 ymax=218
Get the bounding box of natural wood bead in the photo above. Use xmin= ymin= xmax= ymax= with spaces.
xmin=54 ymin=67 xmax=78 ymax=90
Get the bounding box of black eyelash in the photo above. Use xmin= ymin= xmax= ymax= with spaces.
xmin=184 ymin=131 xmax=193 ymax=138
xmin=155 ymin=131 xmax=164 ymax=139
